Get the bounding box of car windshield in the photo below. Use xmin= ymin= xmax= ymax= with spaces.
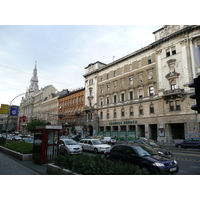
xmin=134 ymin=145 xmax=158 ymax=157
xmin=64 ymin=140 xmax=78 ymax=145
xmin=92 ymin=140 xmax=102 ymax=145
xmin=147 ymin=141 xmax=161 ymax=148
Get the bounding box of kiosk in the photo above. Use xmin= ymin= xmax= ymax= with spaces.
xmin=33 ymin=125 xmax=62 ymax=164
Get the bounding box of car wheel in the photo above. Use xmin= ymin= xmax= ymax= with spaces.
xmin=141 ymin=166 xmax=151 ymax=175
xmin=177 ymin=145 xmax=182 ymax=149
xmin=94 ymin=148 xmax=98 ymax=154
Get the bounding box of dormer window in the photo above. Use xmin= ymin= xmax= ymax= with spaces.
xmin=166 ymin=49 xmax=170 ymax=57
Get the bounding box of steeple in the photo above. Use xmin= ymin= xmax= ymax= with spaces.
xmin=29 ymin=61 xmax=39 ymax=94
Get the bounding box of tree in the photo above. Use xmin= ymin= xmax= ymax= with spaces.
xmin=26 ymin=119 xmax=47 ymax=133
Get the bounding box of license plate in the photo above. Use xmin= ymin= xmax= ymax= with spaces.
xmin=170 ymin=167 xmax=176 ymax=172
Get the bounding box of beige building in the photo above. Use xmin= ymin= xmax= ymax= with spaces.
xmin=83 ymin=25 xmax=200 ymax=143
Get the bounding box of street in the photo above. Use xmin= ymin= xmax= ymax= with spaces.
xmin=171 ymin=149 xmax=200 ymax=175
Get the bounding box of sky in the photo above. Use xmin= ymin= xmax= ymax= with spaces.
xmin=0 ymin=25 xmax=162 ymax=106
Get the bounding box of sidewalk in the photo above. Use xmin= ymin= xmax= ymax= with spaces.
xmin=0 ymin=151 xmax=48 ymax=175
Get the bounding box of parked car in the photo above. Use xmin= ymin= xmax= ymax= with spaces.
xmin=101 ymin=137 xmax=116 ymax=145
xmin=59 ymin=139 xmax=82 ymax=155
xmin=127 ymin=139 xmax=173 ymax=158
xmin=79 ymin=139 xmax=111 ymax=153
xmin=175 ymin=137 xmax=200 ymax=149
xmin=13 ymin=136 xmax=22 ymax=142
xmin=22 ymin=137 xmax=33 ymax=143
xmin=104 ymin=144 xmax=179 ymax=174
xmin=71 ymin=134 xmax=81 ymax=141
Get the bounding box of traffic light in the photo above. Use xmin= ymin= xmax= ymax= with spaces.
xmin=188 ymin=76 xmax=200 ymax=113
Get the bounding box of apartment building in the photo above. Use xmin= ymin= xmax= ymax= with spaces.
xmin=83 ymin=25 xmax=200 ymax=143
xmin=58 ymin=88 xmax=85 ymax=136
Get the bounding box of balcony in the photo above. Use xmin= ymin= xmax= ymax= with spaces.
xmin=162 ymin=88 xmax=185 ymax=103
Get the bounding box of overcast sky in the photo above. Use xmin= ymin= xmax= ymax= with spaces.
xmin=0 ymin=25 xmax=162 ymax=106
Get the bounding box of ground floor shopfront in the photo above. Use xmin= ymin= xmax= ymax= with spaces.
xmin=98 ymin=113 xmax=200 ymax=143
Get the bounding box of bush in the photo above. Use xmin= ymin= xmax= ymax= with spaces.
xmin=5 ymin=141 xmax=33 ymax=154
xmin=0 ymin=137 xmax=6 ymax=146
xmin=55 ymin=154 xmax=144 ymax=175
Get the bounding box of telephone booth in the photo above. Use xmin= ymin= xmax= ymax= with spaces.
xmin=32 ymin=125 xmax=62 ymax=164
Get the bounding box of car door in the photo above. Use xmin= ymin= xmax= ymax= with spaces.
xmin=59 ymin=140 xmax=65 ymax=153
xmin=182 ymin=138 xmax=192 ymax=148
xmin=110 ymin=146 xmax=124 ymax=160
xmin=87 ymin=140 xmax=94 ymax=151
xmin=121 ymin=146 xmax=138 ymax=165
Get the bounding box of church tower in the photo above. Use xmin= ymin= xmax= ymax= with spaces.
xmin=26 ymin=61 xmax=39 ymax=98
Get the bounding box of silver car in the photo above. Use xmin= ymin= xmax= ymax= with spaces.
xmin=79 ymin=139 xmax=111 ymax=153
xmin=59 ymin=139 xmax=82 ymax=155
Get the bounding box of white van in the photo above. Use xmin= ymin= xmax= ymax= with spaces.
xmin=100 ymin=137 xmax=116 ymax=145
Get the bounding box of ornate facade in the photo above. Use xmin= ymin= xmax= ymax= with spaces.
xmin=83 ymin=25 xmax=200 ymax=143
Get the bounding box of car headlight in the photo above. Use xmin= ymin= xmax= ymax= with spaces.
xmin=152 ymin=162 xmax=165 ymax=167
xmin=174 ymin=160 xmax=177 ymax=164
xmin=68 ymin=147 xmax=73 ymax=150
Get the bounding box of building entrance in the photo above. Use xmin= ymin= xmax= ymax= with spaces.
xmin=170 ymin=123 xmax=185 ymax=139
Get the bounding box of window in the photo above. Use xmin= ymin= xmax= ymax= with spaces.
xmin=138 ymin=73 xmax=142 ymax=83
xmin=148 ymin=70 xmax=153 ymax=80
xmin=100 ymin=99 xmax=103 ymax=106
xmin=130 ymin=107 xmax=133 ymax=116
xmin=176 ymin=100 xmax=181 ymax=110
xmin=129 ymin=91 xmax=133 ymax=100
xmin=170 ymin=101 xmax=174 ymax=111
xmin=150 ymin=104 xmax=154 ymax=114
xmin=121 ymin=67 xmax=124 ymax=74
xmin=139 ymin=105 xmax=143 ymax=115
xmin=107 ymin=73 xmax=110 ymax=79
xmin=129 ymin=64 xmax=132 ymax=71
xmin=113 ymin=95 xmax=117 ymax=103
xmin=106 ymin=111 xmax=110 ymax=119
xmin=107 ymin=84 xmax=110 ymax=92
xmin=121 ymin=79 xmax=124 ymax=88
xmin=107 ymin=97 xmax=110 ymax=105
xmin=149 ymin=86 xmax=154 ymax=96
xmin=113 ymin=81 xmax=117 ymax=89
xmin=138 ymin=60 xmax=141 ymax=68
xmin=121 ymin=93 xmax=125 ymax=101
xmin=148 ymin=57 xmax=152 ymax=64
xmin=139 ymin=89 xmax=143 ymax=98
xmin=171 ymin=79 xmax=177 ymax=90
xmin=172 ymin=46 xmax=176 ymax=55
xmin=129 ymin=77 xmax=133 ymax=85
xmin=100 ymin=76 xmax=103 ymax=81
xmin=89 ymin=89 xmax=92 ymax=96
xmin=100 ymin=111 xmax=103 ymax=119
xmin=89 ymin=79 xmax=93 ymax=85
xmin=121 ymin=108 xmax=125 ymax=117
xmin=166 ymin=49 xmax=170 ymax=57
xmin=113 ymin=109 xmax=117 ymax=118
xmin=100 ymin=86 xmax=103 ymax=93
xmin=113 ymin=70 xmax=116 ymax=77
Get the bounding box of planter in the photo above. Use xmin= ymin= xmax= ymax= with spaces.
xmin=46 ymin=163 xmax=79 ymax=175
xmin=0 ymin=146 xmax=32 ymax=161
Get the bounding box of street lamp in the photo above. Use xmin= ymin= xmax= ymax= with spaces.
xmin=5 ymin=90 xmax=34 ymax=145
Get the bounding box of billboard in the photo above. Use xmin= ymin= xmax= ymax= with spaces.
xmin=0 ymin=104 xmax=9 ymax=114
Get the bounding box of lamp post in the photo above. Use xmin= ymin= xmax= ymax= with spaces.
xmin=5 ymin=91 xmax=34 ymax=145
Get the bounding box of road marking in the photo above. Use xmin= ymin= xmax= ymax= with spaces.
xmin=173 ymin=152 xmax=200 ymax=157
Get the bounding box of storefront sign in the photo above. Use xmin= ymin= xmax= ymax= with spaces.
xmin=109 ymin=120 xmax=137 ymax=125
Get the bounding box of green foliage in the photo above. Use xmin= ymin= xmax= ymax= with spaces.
xmin=55 ymin=154 xmax=145 ymax=175
xmin=5 ymin=141 xmax=33 ymax=154
xmin=26 ymin=119 xmax=47 ymax=133
xmin=0 ymin=137 xmax=6 ymax=145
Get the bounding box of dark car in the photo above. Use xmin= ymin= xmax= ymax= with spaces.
xmin=175 ymin=137 xmax=200 ymax=149
xmin=127 ymin=139 xmax=173 ymax=158
xmin=104 ymin=144 xmax=179 ymax=174
xmin=72 ymin=134 xmax=81 ymax=141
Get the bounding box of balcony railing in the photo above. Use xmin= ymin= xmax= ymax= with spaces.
xmin=163 ymin=88 xmax=184 ymax=96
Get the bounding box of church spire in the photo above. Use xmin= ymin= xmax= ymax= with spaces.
xmin=29 ymin=61 xmax=39 ymax=94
